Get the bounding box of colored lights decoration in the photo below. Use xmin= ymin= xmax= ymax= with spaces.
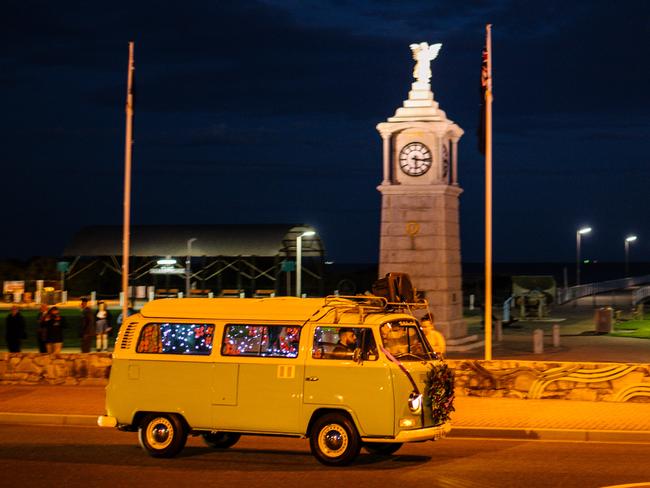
xmin=424 ymin=363 xmax=455 ymax=426
xmin=137 ymin=323 xmax=214 ymax=355
xmin=222 ymin=325 xmax=300 ymax=358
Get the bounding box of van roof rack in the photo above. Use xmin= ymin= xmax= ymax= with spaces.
xmin=317 ymin=295 xmax=429 ymax=324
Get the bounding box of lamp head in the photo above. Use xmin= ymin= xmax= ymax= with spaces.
xmin=300 ymin=231 xmax=316 ymax=238
xmin=626 ymin=235 xmax=637 ymax=243
xmin=578 ymin=227 xmax=592 ymax=235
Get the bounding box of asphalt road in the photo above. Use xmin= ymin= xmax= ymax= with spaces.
xmin=1 ymin=425 xmax=650 ymax=488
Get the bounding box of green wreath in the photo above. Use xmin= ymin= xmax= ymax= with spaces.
xmin=424 ymin=363 xmax=455 ymax=426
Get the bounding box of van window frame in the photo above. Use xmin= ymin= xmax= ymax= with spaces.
xmin=135 ymin=321 xmax=216 ymax=356
xmin=220 ymin=323 xmax=302 ymax=359
xmin=311 ymin=326 xmax=379 ymax=361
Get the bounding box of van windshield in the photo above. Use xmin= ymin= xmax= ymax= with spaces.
xmin=380 ymin=320 xmax=437 ymax=361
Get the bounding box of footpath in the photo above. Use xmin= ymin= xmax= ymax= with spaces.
xmin=1 ymin=384 xmax=650 ymax=443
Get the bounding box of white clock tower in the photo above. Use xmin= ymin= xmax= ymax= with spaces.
xmin=377 ymin=42 xmax=466 ymax=339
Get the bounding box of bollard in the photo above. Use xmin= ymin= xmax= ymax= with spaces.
xmin=239 ymin=292 xmax=245 ymax=298
xmin=469 ymin=294 xmax=475 ymax=310
xmin=62 ymin=291 xmax=68 ymax=304
xmin=208 ymin=292 xmax=214 ymax=299
xmin=495 ymin=319 xmax=503 ymax=342
xmin=552 ymin=324 xmax=560 ymax=347
xmin=90 ymin=291 xmax=97 ymax=307
xmin=533 ymin=329 xmax=544 ymax=354
xmin=119 ymin=292 xmax=124 ymax=307
xmin=148 ymin=290 xmax=155 ymax=301
xmin=178 ymin=292 xmax=183 ymax=298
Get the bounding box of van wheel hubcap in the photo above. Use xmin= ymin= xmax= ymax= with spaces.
xmin=318 ymin=424 xmax=348 ymax=457
xmin=147 ymin=418 xmax=173 ymax=449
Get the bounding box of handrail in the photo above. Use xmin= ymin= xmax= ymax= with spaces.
xmin=557 ymin=275 xmax=650 ymax=304
xmin=632 ymin=286 xmax=650 ymax=305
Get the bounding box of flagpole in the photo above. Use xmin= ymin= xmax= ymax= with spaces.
xmin=484 ymin=25 xmax=493 ymax=361
xmin=122 ymin=41 xmax=135 ymax=325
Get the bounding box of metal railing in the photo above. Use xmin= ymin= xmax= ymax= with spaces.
xmin=632 ymin=285 xmax=650 ymax=305
xmin=557 ymin=275 xmax=650 ymax=304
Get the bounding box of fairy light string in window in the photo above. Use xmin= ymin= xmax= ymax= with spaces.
xmin=223 ymin=325 xmax=300 ymax=357
xmin=159 ymin=323 xmax=214 ymax=355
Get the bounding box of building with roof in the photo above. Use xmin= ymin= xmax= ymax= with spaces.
xmin=63 ymin=224 xmax=324 ymax=299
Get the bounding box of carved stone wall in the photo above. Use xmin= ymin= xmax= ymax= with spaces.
xmin=448 ymin=359 xmax=650 ymax=403
xmin=2 ymin=354 xmax=649 ymax=403
xmin=0 ymin=352 xmax=110 ymax=386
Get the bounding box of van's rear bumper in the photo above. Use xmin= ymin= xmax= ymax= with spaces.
xmin=97 ymin=415 xmax=117 ymax=428
xmin=363 ymin=421 xmax=451 ymax=444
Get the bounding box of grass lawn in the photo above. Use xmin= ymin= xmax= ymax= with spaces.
xmin=611 ymin=319 xmax=650 ymax=339
xmin=0 ymin=309 xmax=118 ymax=351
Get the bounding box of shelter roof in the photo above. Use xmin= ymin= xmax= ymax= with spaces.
xmin=64 ymin=224 xmax=323 ymax=258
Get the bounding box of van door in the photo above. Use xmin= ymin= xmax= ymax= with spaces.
xmin=213 ymin=323 xmax=304 ymax=434
xmin=303 ymin=326 xmax=394 ymax=437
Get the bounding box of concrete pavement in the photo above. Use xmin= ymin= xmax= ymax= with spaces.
xmin=1 ymin=385 xmax=649 ymax=443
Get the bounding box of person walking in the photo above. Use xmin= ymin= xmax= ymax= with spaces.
xmin=36 ymin=303 xmax=49 ymax=353
xmin=80 ymin=298 xmax=95 ymax=353
xmin=5 ymin=306 xmax=26 ymax=352
xmin=95 ymin=301 xmax=111 ymax=352
xmin=44 ymin=306 xmax=65 ymax=353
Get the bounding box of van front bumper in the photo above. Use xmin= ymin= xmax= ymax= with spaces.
xmin=363 ymin=422 xmax=452 ymax=444
xmin=97 ymin=415 xmax=117 ymax=428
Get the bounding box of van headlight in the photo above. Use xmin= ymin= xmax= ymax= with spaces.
xmin=407 ymin=392 xmax=423 ymax=413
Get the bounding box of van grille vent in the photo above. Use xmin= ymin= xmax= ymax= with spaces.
xmin=120 ymin=323 xmax=137 ymax=350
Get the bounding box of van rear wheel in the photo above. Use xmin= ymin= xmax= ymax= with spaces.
xmin=138 ymin=413 xmax=187 ymax=458
xmin=202 ymin=432 xmax=241 ymax=449
xmin=364 ymin=442 xmax=403 ymax=456
xmin=310 ymin=413 xmax=360 ymax=466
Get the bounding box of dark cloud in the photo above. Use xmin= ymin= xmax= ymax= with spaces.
xmin=1 ymin=0 xmax=649 ymax=262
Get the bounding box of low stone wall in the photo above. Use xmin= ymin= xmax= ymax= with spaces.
xmin=0 ymin=352 xmax=111 ymax=386
xmin=448 ymin=359 xmax=650 ymax=403
xmin=2 ymin=354 xmax=649 ymax=403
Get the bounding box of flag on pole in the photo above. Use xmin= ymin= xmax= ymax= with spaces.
xmin=477 ymin=45 xmax=489 ymax=154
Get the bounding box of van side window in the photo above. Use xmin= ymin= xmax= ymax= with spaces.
xmin=136 ymin=323 xmax=214 ymax=355
xmin=311 ymin=327 xmax=377 ymax=361
xmin=221 ymin=325 xmax=301 ymax=358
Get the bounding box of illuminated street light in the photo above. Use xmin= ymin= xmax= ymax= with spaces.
xmin=576 ymin=227 xmax=592 ymax=286
xmin=625 ymin=235 xmax=637 ymax=277
xmin=296 ymin=230 xmax=316 ymax=297
xmin=157 ymin=258 xmax=177 ymax=265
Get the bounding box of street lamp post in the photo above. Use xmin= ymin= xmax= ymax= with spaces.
xmin=625 ymin=235 xmax=637 ymax=277
xmin=186 ymin=238 xmax=197 ymax=297
xmin=576 ymin=227 xmax=592 ymax=286
xmin=296 ymin=231 xmax=316 ymax=298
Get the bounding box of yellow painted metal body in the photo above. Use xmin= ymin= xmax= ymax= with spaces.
xmin=105 ymin=297 xmax=450 ymax=441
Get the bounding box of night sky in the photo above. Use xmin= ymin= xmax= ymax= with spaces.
xmin=3 ymin=0 xmax=649 ymax=264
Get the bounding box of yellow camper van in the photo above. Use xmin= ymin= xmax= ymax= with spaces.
xmin=99 ymin=289 xmax=454 ymax=466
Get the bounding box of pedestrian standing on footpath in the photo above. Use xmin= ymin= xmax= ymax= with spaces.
xmin=36 ymin=303 xmax=49 ymax=353
xmin=420 ymin=312 xmax=446 ymax=356
xmin=95 ymin=301 xmax=111 ymax=352
xmin=80 ymin=297 xmax=95 ymax=353
xmin=44 ymin=306 xmax=65 ymax=353
xmin=5 ymin=305 xmax=27 ymax=352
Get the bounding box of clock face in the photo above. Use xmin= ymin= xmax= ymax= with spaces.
xmin=399 ymin=142 xmax=432 ymax=176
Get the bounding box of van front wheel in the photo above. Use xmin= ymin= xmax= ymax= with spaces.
xmin=138 ymin=414 xmax=187 ymax=458
xmin=310 ymin=413 xmax=360 ymax=466
xmin=202 ymin=432 xmax=241 ymax=449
